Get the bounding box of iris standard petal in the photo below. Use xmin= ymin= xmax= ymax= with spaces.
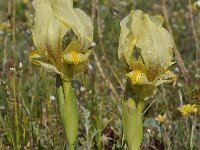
xmin=118 ymin=15 xmax=131 ymax=63
xmin=131 ymin=10 xmax=174 ymax=70
xmin=32 ymin=0 xmax=69 ymax=64
xmin=118 ymin=10 xmax=174 ymax=70
xmin=50 ymin=0 xmax=93 ymax=49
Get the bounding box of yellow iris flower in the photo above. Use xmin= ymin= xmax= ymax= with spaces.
xmin=118 ymin=10 xmax=176 ymax=100
xmin=29 ymin=0 xmax=93 ymax=80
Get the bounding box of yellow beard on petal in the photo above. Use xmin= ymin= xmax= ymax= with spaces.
xmin=128 ymin=70 xmax=148 ymax=85
xmin=68 ymin=50 xmax=80 ymax=64
xmin=71 ymin=51 xmax=78 ymax=60
xmin=130 ymin=70 xmax=142 ymax=83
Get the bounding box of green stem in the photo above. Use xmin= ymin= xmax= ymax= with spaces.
xmin=69 ymin=144 xmax=75 ymax=150
xmin=56 ymin=75 xmax=78 ymax=150
xmin=122 ymin=98 xmax=144 ymax=150
xmin=11 ymin=72 xmax=20 ymax=150
xmin=190 ymin=114 xmax=196 ymax=150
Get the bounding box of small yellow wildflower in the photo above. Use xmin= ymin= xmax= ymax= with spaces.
xmin=178 ymin=104 xmax=198 ymax=116
xmin=155 ymin=114 xmax=167 ymax=123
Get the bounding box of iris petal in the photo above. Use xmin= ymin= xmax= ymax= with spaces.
xmin=63 ymin=50 xmax=91 ymax=64
xmin=118 ymin=10 xmax=174 ymax=70
xmin=29 ymin=50 xmax=60 ymax=74
xmin=154 ymin=70 xmax=176 ymax=86
xmin=32 ymin=0 xmax=69 ymax=52
xmin=50 ymin=0 xmax=93 ymax=49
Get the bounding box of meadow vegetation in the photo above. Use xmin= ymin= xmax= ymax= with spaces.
xmin=0 ymin=0 xmax=200 ymax=149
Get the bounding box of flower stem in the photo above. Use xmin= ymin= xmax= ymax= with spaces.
xmin=122 ymin=82 xmax=145 ymax=150
xmin=122 ymin=98 xmax=144 ymax=150
xmin=56 ymin=75 xmax=78 ymax=150
xmin=69 ymin=144 xmax=75 ymax=150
